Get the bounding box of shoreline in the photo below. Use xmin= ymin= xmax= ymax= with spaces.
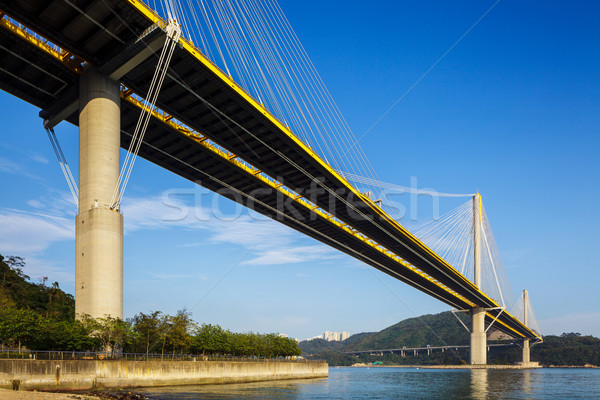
xmin=0 ymin=388 xmax=147 ymax=399
xmin=0 ymin=389 xmax=99 ymax=400
xmin=347 ymin=364 xmax=598 ymax=369
xmin=349 ymin=365 xmax=539 ymax=369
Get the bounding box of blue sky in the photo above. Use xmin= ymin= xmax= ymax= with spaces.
xmin=0 ymin=0 xmax=599 ymax=340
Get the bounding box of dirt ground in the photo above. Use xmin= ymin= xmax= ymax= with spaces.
xmin=0 ymin=389 xmax=98 ymax=399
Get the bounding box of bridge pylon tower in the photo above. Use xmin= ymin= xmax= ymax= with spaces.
xmin=470 ymin=193 xmax=487 ymax=364
xmin=522 ymin=289 xmax=531 ymax=365
xmin=75 ymin=66 xmax=123 ymax=320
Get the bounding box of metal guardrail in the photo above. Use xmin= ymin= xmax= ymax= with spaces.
xmin=0 ymin=349 xmax=322 ymax=363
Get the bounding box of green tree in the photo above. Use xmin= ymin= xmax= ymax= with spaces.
xmin=0 ymin=307 xmax=39 ymax=350
xmin=166 ymin=309 xmax=195 ymax=355
xmin=191 ymin=324 xmax=230 ymax=355
xmin=129 ymin=311 xmax=163 ymax=356
xmin=156 ymin=313 xmax=173 ymax=359
xmin=81 ymin=315 xmax=131 ymax=354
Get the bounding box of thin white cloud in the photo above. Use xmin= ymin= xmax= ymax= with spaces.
xmin=0 ymin=142 xmax=51 ymax=165
xmin=119 ymin=195 xmax=339 ymax=266
xmin=243 ymin=245 xmax=337 ymax=266
xmin=26 ymin=190 xmax=77 ymax=217
xmin=0 ymin=208 xmax=75 ymax=283
xmin=2 ymin=190 xmax=339 ymax=283
xmin=121 ymin=195 xmax=209 ymax=233
xmin=0 ymin=208 xmax=73 ymax=254
xmin=17 ymin=256 xmax=74 ymax=283
xmin=30 ymin=154 xmax=49 ymax=164
xmin=0 ymin=156 xmax=39 ymax=179
xmin=207 ymin=216 xmax=339 ymax=265
xmin=209 ymin=217 xmax=290 ymax=248
xmin=0 ymin=157 xmax=20 ymax=173
xmin=27 ymin=199 xmax=44 ymax=208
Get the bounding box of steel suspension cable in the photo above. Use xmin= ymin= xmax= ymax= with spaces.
xmin=110 ymin=21 xmax=181 ymax=210
xmin=44 ymin=126 xmax=78 ymax=206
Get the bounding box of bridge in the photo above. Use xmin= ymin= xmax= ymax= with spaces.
xmin=344 ymin=343 xmax=517 ymax=358
xmin=0 ymin=0 xmax=541 ymax=365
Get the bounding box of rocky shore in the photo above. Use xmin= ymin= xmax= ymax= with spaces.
xmin=0 ymin=389 xmax=146 ymax=400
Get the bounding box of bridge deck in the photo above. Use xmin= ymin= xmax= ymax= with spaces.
xmin=0 ymin=0 xmax=540 ymax=341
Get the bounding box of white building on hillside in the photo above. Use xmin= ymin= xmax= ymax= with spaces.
xmin=323 ymin=331 xmax=350 ymax=341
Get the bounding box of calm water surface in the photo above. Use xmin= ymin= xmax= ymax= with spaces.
xmin=138 ymin=367 xmax=600 ymax=400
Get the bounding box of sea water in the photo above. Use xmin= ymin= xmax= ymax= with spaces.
xmin=138 ymin=367 xmax=600 ymax=399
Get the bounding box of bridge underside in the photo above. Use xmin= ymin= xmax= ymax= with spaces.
xmin=0 ymin=0 xmax=540 ymax=342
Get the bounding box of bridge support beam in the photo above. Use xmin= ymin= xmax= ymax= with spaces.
xmin=75 ymin=66 xmax=123 ymax=319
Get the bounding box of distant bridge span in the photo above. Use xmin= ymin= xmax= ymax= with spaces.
xmin=344 ymin=343 xmax=517 ymax=356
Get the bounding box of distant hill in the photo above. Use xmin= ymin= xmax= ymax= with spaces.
xmin=299 ymin=311 xmax=472 ymax=356
xmin=300 ymin=312 xmax=600 ymax=367
xmin=343 ymin=312 xmax=472 ymax=351
xmin=299 ymin=332 xmax=373 ymax=355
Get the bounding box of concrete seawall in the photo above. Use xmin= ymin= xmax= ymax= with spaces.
xmin=0 ymin=360 xmax=328 ymax=390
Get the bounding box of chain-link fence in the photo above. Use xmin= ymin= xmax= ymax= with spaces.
xmin=0 ymin=349 xmax=321 ymax=363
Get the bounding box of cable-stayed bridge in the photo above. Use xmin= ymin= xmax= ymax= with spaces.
xmin=0 ymin=0 xmax=541 ymax=365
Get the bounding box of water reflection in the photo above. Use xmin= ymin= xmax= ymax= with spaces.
xmin=522 ymin=369 xmax=532 ymax=396
xmin=470 ymin=369 xmax=488 ymax=400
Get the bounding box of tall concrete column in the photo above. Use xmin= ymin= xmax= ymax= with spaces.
xmin=75 ymin=66 xmax=123 ymax=319
xmin=522 ymin=289 xmax=531 ymax=365
xmin=471 ymin=193 xmax=487 ymax=364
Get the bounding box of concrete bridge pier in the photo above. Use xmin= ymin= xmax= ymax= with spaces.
xmin=75 ymin=66 xmax=123 ymax=319
xmin=470 ymin=307 xmax=487 ymax=364
xmin=522 ymin=338 xmax=530 ymax=364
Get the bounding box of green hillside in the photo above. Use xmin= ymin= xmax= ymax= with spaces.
xmin=299 ymin=332 xmax=373 ymax=355
xmin=0 ymin=255 xmax=74 ymax=319
xmin=298 ymin=312 xmax=471 ymax=356
xmin=344 ymin=312 xmax=470 ymax=351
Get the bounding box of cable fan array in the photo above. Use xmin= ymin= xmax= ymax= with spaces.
xmin=144 ymin=0 xmax=396 ymax=217
xmin=313 ymin=170 xmax=522 ymax=313
xmin=510 ymin=292 xmax=542 ymax=336
xmin=340 ymin=170 xmax=476 ymax=222
xmin=411 ymin=197 xmax=516 ymax=309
